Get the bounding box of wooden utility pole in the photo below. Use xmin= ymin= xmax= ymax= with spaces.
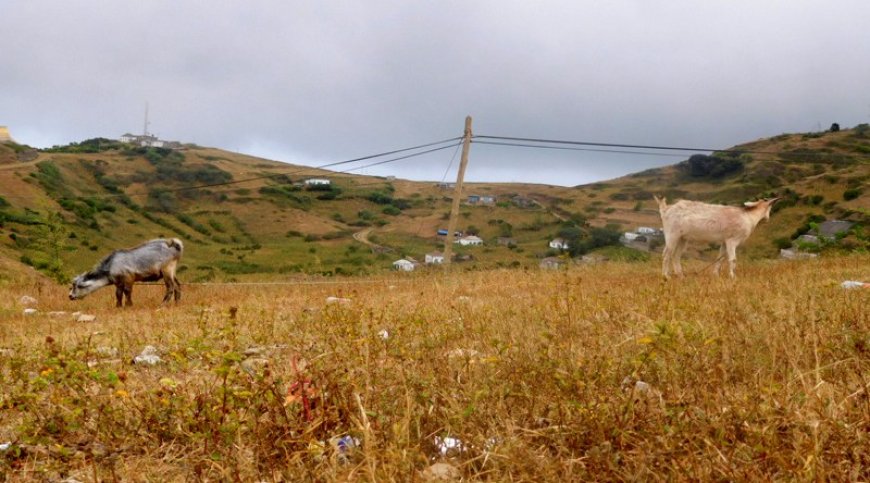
xmin=442 ymin=116 xmax=473 ymax=265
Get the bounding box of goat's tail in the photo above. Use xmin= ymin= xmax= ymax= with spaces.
xmin=168 ymin=238 xmax=184 ymax=254
xmin=653 ymin=195 xmax=668 ymax=214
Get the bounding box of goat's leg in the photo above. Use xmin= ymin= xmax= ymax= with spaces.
xmin=725 ymin=240 xmax=739 ymax=278
xmin=673 ymin=239 xmax=688 ymax=277
xmin=123 ymin=284 xmax=134 ymax=307
xmin=662 ymin=238 xmax=678 ymax=279
xmin=115 ymin=284 xmax=124 ymax=308
xmin=713 ymin=244 xmax=726 ymax=276
xmin=161 ymin=276 xmax=174 ymax=304
xmin=173 ymin=277 xmax=182 ymax=303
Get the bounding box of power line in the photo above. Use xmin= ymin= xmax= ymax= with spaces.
xmin=473 ymin=140 xmax=690 ymax=157
xmin=336 ymin=143 xmax=461 ymax=174
xmin=472 ymin=134 xmax=866 ymax=158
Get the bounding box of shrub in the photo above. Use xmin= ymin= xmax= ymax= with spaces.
xmin=843 ymin=188 xmax=862 ymax=201
xmin=382 ymin=205 xmax=401 ymax=216
xmin=677 ymin=154 xmax=745 ymax=179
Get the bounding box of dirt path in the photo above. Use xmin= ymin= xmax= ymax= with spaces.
xmin=353 ymin=228 xmax=392 ymax=253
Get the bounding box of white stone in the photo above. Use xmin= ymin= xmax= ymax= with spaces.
xmin=22 ymin=308 xmax=37 ymax=315
xmin=422 ymin=462 xmax=460 ymax=481
xmin=18 ymin=295 xmax=37 ymax=306
xmin=133 ymin=345 xmax=162 ymax=365
xmin=326 ymin=296 xmax=351 ymax=304
xmin=76 ymin=314 xmax=97 ymax=323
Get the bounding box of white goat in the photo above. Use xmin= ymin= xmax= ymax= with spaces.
xmin=653 ymin=196 xmax=779 ymax=278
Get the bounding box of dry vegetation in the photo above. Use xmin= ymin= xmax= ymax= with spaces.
xmin=0 ymin=256 xmax=868 ymax=481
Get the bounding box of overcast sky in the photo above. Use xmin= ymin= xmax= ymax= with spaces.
xmin=2 ymin=1 xmax=869 ymax=186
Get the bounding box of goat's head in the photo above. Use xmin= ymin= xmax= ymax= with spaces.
xmin=69 ymin=273 xmax=108 ymax=300
xmin=743 ymin=197 xmax=781 ymax=221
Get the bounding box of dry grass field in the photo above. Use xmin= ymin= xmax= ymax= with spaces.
xmin=0 ymin=256 xmax=868 ymax=481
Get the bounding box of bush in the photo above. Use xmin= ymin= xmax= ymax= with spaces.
xmin=678 ymin=154 xmax=745 ymax=179
xmin=843 ymin=188 xmax=862 ymax=201
xmin=773 ymin=237 xmax=793 ymax=250
xmin=382 ymin=205 xmax=401 ymax=216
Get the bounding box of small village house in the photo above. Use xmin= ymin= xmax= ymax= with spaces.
xmin=455 ymin=235 xmax=483 ymax=246
xmin=305 ymin=178 xmax=331 ymax=186
xmin=425 ymin=252 xmax=445 ymax=264
xmin=392 ymin=259 xmax=416 ymax=271
xmin=549 ymin=238 xmax=569 ymax=250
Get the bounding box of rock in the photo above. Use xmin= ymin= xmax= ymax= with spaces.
xmin=422 ymin=462 xmax=461 ymax=481
xmin=22 ymin=308 xmax=37 ymax=316
xmin=326 ymin=296 xmax=351 ymax=305
xmin=0 ymin=442 xmax=11 ymax=451
xmin=378 ymin=329 xmax=390 ymax=340
xmin=133 ymin=345 xmax=162 ymax=365
xmin=243 ymin=346 xmax=266 ymax=356
xmin=76 ymin=314 xmax=97 ymax=322
xmin=18 ymin=295 xmax=37 ymax=306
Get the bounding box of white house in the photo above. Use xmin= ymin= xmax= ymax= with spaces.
xmin=455 ymin=235 xmax=483 ymax=246
xmin=393 ymin=259 xmax=416 ymax=271
xmin=637 ymin=227 xmax=659 ymax=235
xmin=119 ymin=133 xmax=168 ymax=148
xmin=425 ymin=252 xmax=445 ymax=264
xmin=623 ymin=232 xmax=641 ymax=241
xmin=549 ymin=238 xmax=569 ymax=250
xmin=305 ymin=178 xmax=331 ymax=186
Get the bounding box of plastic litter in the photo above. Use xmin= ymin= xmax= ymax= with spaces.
xmin=841 ymin=280 xmax=867 ymax=289
xmin=133 ymin=345 xmax=162 ymax=365
xmin=434 ymin=436 xmax=465 ymax=457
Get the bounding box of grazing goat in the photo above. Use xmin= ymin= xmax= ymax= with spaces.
xmin=69 ymin=238 xmax=183 ymax=307
xmin=653 ymin=196 xmax=779 ymax=278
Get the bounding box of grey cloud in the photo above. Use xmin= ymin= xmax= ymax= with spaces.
xmin=2 ymin=1 xmax=869 ymax=185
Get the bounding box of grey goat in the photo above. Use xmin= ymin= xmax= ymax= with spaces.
xmin=69 ymin=238 xmax=183 ymax=307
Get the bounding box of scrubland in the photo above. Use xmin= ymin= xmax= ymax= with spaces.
xmin=0 ymin=256 xmax=868 ymax=481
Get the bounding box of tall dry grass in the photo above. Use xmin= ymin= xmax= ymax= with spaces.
xmin=0 ymin=256 xmax=868 ymax=481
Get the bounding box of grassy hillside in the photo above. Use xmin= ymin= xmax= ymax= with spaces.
xmin=0 ymin=127 xmax=867 ymax=282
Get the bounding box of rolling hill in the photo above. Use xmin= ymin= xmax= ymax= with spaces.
xmin=0 ymin=127 xmax=867 ymax=282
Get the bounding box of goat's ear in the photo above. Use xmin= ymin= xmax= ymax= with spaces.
xmin=743 ymin=200 xmax=762 ymax=208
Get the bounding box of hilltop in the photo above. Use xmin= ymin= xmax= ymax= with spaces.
xmin=0 ymin=127 xmax=867 ymax=281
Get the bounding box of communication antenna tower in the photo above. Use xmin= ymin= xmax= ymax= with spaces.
xmin=143 ymin=102 xmax=151 ymax=137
